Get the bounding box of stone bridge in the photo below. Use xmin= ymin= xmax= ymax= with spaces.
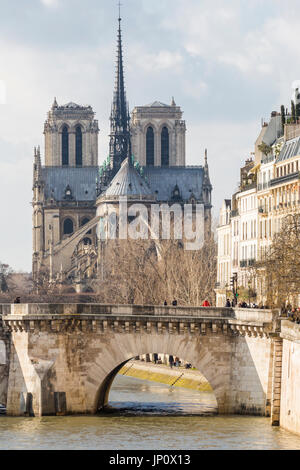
xmin=0 ymin=304 xmax=282 ymax=424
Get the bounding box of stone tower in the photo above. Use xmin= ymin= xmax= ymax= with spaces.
xmin=32 ymin=101 xmax=99 ymax=282
xmin=131 ymin=98 xmax=186 ymax=167
xmin=44 ymin=99 xmax=99 ymax=167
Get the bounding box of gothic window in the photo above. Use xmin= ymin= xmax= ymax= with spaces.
xmin=62 ymin=126 xmax=69 ymax=166
xmin=161 ymin=126 xmax=169 ymax=167
xmin=76 ymin=126 xmax=83 ymax=167
xmin=63 ymin=218 xmax=74 ymax=235
xmin=146 ymin=126 xmax=154 ymax=166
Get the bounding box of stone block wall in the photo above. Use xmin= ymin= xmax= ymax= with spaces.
xmin=280 ymin=321 xmax=300 ymax=435
xmin=230 ymin=335 xmax=273 ymax=415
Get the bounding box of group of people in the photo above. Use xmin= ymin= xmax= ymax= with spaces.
xmin=164 ymin=300 xmax=178 ymax=306
xmin=164 ymin=299 xmax=212 ymax=307
xmin=168 ymin=355 xmax=182 ymax=368
xmin=225 ymin=299 xmax=269 ymax=309
xmin=286 ymin=307 xmax=300 ymax=324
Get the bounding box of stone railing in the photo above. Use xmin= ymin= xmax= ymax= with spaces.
xmin=0 ymin=303 xmax=232 ymax=318
xmin=0 ymin=304 xmax=279 ymax=339
xmin=280 ymin=320 xmax=300 ymax=343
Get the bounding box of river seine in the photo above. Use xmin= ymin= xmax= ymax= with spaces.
xmin=1 ymin=375 xmax=300 ymax=450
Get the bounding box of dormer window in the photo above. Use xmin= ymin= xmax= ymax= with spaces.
xmin=172 ymin=185 xmax=181 ymax=201
xmin=64 ymin=185 xmax=73 ymax=200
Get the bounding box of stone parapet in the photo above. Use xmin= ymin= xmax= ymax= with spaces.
xmin=280 ymin=320 xmax=300 ymax=343
xmin=0 ymin=306 xmax=278 ymax=340
xmin=1 ymin=303 xmax=234 ymax=318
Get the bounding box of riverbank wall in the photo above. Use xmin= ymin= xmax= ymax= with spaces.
xmin=119 ymin=361 xmax=212 ymax=392
xmin=280 ymin=321 xmax=300 ymax=436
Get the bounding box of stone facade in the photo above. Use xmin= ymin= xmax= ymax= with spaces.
xmin=44 ymin=100 xmax=99 ymax=167
xmin=280 ymin=321 xmax=300 ymax=435
xmin=32 ymin=101 xmax=99 ymax=283
xmin=131 ymin=100 xmax=186 ymax=167
xmin=216 ymin=107 xmax=300 ymax=307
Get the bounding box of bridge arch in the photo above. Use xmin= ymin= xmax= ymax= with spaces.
xmin=87 ymin=332 xmax=232 ymax=414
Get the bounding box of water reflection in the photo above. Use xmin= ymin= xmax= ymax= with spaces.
xmin=0 ymin=375 xmax=300 ymax=450
xmin=107 ymin=375 xmax=217 ymax=416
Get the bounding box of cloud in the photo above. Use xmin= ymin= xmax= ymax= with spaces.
xmin=40 ymin=0 xmax=59 ymax=7
xmin=129 ymin=44 xmax=184 ymax=73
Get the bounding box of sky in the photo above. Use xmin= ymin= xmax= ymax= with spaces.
xmin=0 ymin=0 xmax=300 ymax=271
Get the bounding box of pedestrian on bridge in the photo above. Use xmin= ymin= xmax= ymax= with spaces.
xmin=202 ymin=299 xmax=211 ymax=307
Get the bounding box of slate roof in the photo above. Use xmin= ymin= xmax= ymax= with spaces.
xmin=42 ymin=165 xmax=206 ymax=204
xmin=143 ymin=166 xmax=204 ymax=202
xmin=105 ymin=159 xmax=153 ymax=197
xmin=263 ymin=115 xmax=282 ymax=146
xmin=277 ymin=136 xmax=300 ymax=163
xmin=42 ymin=167 xmax=98 ymax=202
xmin=144 ymin=101 xmax=169 ymax=107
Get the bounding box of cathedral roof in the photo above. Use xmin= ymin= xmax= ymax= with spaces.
xmin=104 ymin=158 xmax=153 ymax=197
xmin=144 ymin=101 xmax=169 ymax=108
xmin=143 ymin=166 xmax=205 ymax=202
xmin=61 ymin=102 xmax=92 ymax=109
xmin=42 ymin=167 xmax=98 ymax=202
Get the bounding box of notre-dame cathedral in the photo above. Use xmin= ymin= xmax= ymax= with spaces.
xmin=32 ymin=15 xmax=212 ymax=292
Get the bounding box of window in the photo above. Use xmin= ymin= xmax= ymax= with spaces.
xmin=146 ymin=127 xmax=154 ymax=166
xmin=62 ymin=126 xmax=69 ymax=166
xmin=63 ymin=218 xmax=74 ymax=235
xmin=161 ymin=126 xmax=169 ymax=167
xmin=76 ymin=126 xmax=83 ymax=167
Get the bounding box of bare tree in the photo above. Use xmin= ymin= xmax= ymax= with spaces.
xmin=0 ymin=262 xmax=13 ymax=294
xmin=94 ymin=237 xmax=217 ymax=306
xmin=255 ymin=214 xmax=300 ymax=308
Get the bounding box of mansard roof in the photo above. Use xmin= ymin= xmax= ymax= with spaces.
xmin=277 ymin=136 xmax=300 ymax=163
xmin=104 ymin=158 xmax=153 ymax=197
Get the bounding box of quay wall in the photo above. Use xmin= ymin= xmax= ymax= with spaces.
xmin=280 ymin=321 xmax=300 ymax=436
xmin=119 ymin=361 xmax=213 ymax=392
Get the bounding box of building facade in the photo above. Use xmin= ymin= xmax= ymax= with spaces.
xmin=216 ymin=104 xmax=300 ymax=307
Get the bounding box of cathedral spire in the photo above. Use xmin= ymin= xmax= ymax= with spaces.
xmin=33 ymin=145 xmax=42 ymax=186
xmin=203 ymin=149 xmax=212 ymax=191
xmin=109 ymin=8 xmax=131 ymax=172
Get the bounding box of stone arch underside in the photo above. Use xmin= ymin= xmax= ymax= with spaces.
xmin=86 ymin=332 xmax=233 ymax=414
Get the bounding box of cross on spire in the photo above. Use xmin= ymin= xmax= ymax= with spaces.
xmin=118 ymin=1 xmax=122 ymax=20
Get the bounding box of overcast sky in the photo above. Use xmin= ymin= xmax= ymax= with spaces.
xmin=0 ymin=0 xmax=300 ymax=271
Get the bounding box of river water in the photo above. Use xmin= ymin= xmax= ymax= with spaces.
xmin=1 ymin=374 xmax=300 ymax=450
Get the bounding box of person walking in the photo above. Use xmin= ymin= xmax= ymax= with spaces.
xmin=164 ymin=300 xmax=168 ymax=306
xmin=225 ymin=299 xmax=231 ymax=308
xmin=169 ymin=355 xmax=174 ymax=369
xmin=172 ymin=300 xmax=178 ymax=306
xmin=202 ymin=299 xmax=211 ymax=307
